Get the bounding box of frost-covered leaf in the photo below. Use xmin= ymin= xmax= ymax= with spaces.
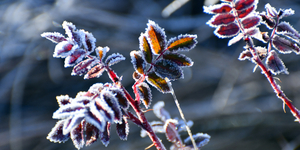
xmin=52 ymin=103 xmax=86 ymax=119
xmin=47 ymin=120 xmax=70 ymax=143
xmin=215 ymin=23 xmax=240 ymax=38
xmin=154 ymin=59 xmax=183 ymax=80
xmin=56 ymin=95 xmax=71 ymax=107
xmin=84 ymin=65 xmax=105 ymax=79
xmin=111 ymin=88 xmax=129 ymax=109
xmin=139 ymin=33 xmax=153 ymax=63
xmin=102 ymin=91 xmax=122 ymax=123
xmin=208 ymin=13 xmax=235 ymax=27
xmin=272 ymin=35 xmax=300 ymax=54
xmin=63 ymin=114 xmax=85 ymax=135
xmin=238 ymin=49 xmax=252 ymax=61
xmin=235 ymin=0 xmax=256 ymax=10
xmin=279 ymin=8 xmax=295 ymax=19
xmin=116 ymin=117 xmax=129 ymax=140
xmin=176 ymin=119 xmax=194 ymax=133
xmin=72 ymin=57 xmax=98 ymax=76
xmin=167 ymin=34 xmax=197 ymax=52
xmin=132 ymin=71 xmax=142 ymax=81
xmin=105 ymin=53 xmax=125 ymax=66
xmin=137 ymin=82 xmax=152 ymax=109
xmin=237 ymin=5 xmax=256 ymax=18
xmin=203 ymin=3 xmax=232 ymax=14
xmin=146 ymin=71 xmax=171 ymax=93
xmin=146 ymin=20 xmax=167 ymax=55
xmin=96 ymin=46 xmax=110 ymax=61
xmin=41 ymin=32 xmax=66 ymax=43
xmin=260 ymin=13 xmax=276 ymax=29
xmin=266 ymin=50 xmax=289 ymax=75
xmin=100 ymin=123 xmax=111 ymax=147
xmin=276 ymin=22 xmax=300 ymax=40
xmin=70 ymin=122 xmax=84 ymax=149
xmin=85 ymin=123 xmax=99 ymax=146
xmin=141 ymin=121 xmax=165 ymax=138
xmin=164 ymin=119 xmax=181 ymax=143
xmin=265 ymin=3 xmax=278 ymax=17
xmin=241 ymin=15 xmax=261 ymax=29
xmin=85 ymin=111 xmax=106 ymax=132
xmin=163 ymin=52 xmax=193 ymax=67
xmin=53 ymin=41 xmax=77 ymax=58
xmin=82 ymin=30 xmax=96 ymax=53
xmin=228 ymin=32 xmax=243 ymax=46
xmin=64 ymin=49 xmax=87 ymax=68
xmin=93 ymin=97 xmax=114 ymax=123
xmin=130 ymin=50 xmax=146 ymax=75
xmin=62 ymin=21 xmax=84 ymax=46
xmin=183 ymin=133 xmax=211 ymax=149
xmin=153 ymin=101 xmax=171 ymax=122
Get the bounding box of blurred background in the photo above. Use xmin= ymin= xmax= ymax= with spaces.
xmin=1 ymin=0 xmax=300 ymax=150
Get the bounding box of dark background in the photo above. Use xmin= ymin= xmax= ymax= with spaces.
xmin=1 ymin=0 xmax=300 ymax=150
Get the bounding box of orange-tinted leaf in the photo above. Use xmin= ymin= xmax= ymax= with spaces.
xmin=235 ymin=0 xmax=256 ymax=10
xmin=208 ymin=13 xmax=235 ymax=26
xmin=167 ymin=34 xmax=197 ymax=52
xmin=130 ymin=50 xmax=146 ymax=74
xmin=146 ymin=20 xmax=167 ymax=55
xmin=137 ymin=82 xmax=152 ymax=109
xmin=84 ymin=65 xmax=105 ymax=79
xmin=215 ymin=23 xmax=240 ymax=38
xmin=146 ymin=71 xmax=171 ymax=93
xmin=163 ymin=52 xmax=193 ymax=67
xmin=154 ymin=59 xmax=183 ymax=80
xmin=96 ymin=46 xmax=110 ymax=61
xmin=242 ymin=15 xmax=261 ymax=29
xmin=139 ymin=33 xmax=153 ymax=63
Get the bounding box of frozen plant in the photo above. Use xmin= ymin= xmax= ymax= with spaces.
xmin=41 ymin=20 xmax=209 ymax=150
xmin=204 ymin=0 xmax=300 ymax=121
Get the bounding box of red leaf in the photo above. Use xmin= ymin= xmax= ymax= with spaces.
xmin=241 ymin=15 xmax=260 ymax=29
xmin=54 ymin=41 xmax=76 ymax=58
xmin=203 ymin=4 xmax=232 ymax=14
xmin=237 ymin=5 xmax=255 ymax=18
xmin=209 ymin=13 xmax=235 ymax=26
xmin=215 ymin=23 xmax=240 ymax=38
xmin=102 ymin=91 xmax=122 ymax=123
xmin=165 ymin=120 xmax=182 ymax=143
xmin=272 ymin=35 xmax=300 ymax=54
xmin=266 ymin=50 xmax=288 ymax=75
xmin=72 ymin=57 xmax=97 ymax=76
xmin=235 ymin=0 xmax=256 ymax=10
xmin=146 ymin=20 xmax=167 ymax=55
xmin=64 ymin=49 xmax=87 ymax=68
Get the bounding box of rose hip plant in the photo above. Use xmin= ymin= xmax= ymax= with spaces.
xmin=41 ymin=20 xmax=210 ymax=150
xmin=204 ymin=0 xmax=300 ymax=122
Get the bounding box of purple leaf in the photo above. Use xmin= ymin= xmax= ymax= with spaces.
xmin=154 ymin=59 xmax=183 ymax=81
xmin=146 ymin=71 xmax=171 ymax=93
xmin=105 ymin=53 xmax=126 ymax=66
xmin=276 ymin=22 xmax=300 ymax=40
xmin=265 ymin=3 xmax=278 ymax=17
xmin=208 ymin=13 xmax=235 ymax=27
xmin=52 ymin=103 xmax=86 ymax=119
xmin=266 ymin=50 xmax=289 ymax=75
xmin=85 ymin=123 xmax=99 ymax=146
xmin=146 ymin=20 xmax=167 ymax=55
xmin=56 ymin=95 xmax=71 ymax=107
xmin=100 ymin=123 xmax=111 ymax=147
xmin=153 ymin=101 xmax=171 ymax=122
xmin=215 ymin=23 xmax=240 ymax=38
xmin=241 ymin=15 xmax=261 ymax=29
xmin=41 ymin=32 xmax=66 ymax=43
xmin=82 ymin=30 xmax=96 ymax=53
xmin=130 ymin=50 xmax=146 ymax=75
xmin=84 ymin=65 xmax=105 ymax=79
xmin=71 ymin=57 xmax=98 ymax=76
xmin=63 ymin=114 xmax=85 ymax=135
xmin=167 ymin=34 xmax=198 ymax=52
xmin=203 ymin=3 xmax=232 ymax=14
xmin=47 ymin=120 xmax=70 ymax=143
xmin=116 ymin=117 xmax=129 ymax=140
xmin=137 ymin=82 xmax=152 ymax=109
xmin=64 ymin=49 xmax=87 ymax=68
xmin=272 ymin=35 xmax=300 ymax=54
xmin=102 ymin=90 xmax=122 ymax=123
xmin=70 ymin=122 xmax=84 ymax=149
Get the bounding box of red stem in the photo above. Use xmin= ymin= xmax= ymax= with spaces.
xmin=106 ymin=67 xmax=166 ymax=150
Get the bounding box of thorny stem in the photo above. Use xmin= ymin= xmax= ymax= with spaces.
xmin=245 ymin=37 xmax=300 ymax=122
xmin=106 ymin=67 xmax=166 ymax=150
xmin=165 ymin=78 xmax=198 ymax=150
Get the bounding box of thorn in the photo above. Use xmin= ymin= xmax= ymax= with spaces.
xmin=253 ymin=65 xmax=258 ymax=72
xmin=274 ymin=77 xmax=281 ymax=82
xmin=142 ymin=109 xmax=153 ymax=113
xmin=145 ymin=143 xmax=155 ymax=150
xmin=283 ymin=102 xmax=286 ymax=113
